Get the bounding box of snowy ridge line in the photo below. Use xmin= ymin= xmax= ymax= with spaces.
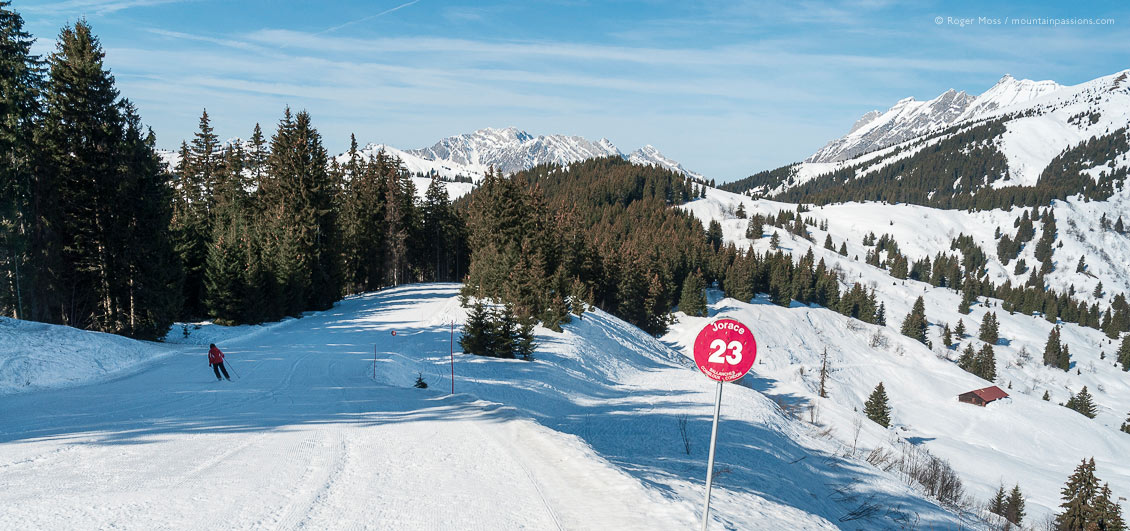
xmin=748 ymin=70 xmax=1130 ymax=200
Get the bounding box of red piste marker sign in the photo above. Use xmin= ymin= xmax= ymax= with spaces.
xmin=693 ymin=318 xmax=757 ymax=530
xmin=693 ymin=318 xmax=757 ymax=382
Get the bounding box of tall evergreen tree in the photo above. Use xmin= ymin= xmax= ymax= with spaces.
xmin=864 ymin=382 xmax=891 ymax=427
xmin=1119 ymin=335 xmax=1130 ymax=372
xmin=0 ymin=2 xmax=42 ymax=320
xmin=1057 ymin=458 xmax=1100 ymax=531
xmin=1094 ymin=483 xmax=1126 ymax=531
xmin=37 ymin=20 xmax=179 ymax=337
xmin=988 ymin=484 xmax=1006 ymax=518
xmin=679 ymin=269 xmax=707 ymax=317
xmin=1044 ymin=326 xmax=1063 ymax=368
xmin=900 ymin=296 xmax=928 ymax=344
xmin=1005 ymin=484 xmax=1025 ymax=526
xmin=1065 ymin=386 xmax=1097 ymax=419
xmin=979 ymin=312 xmax=999 ymax=344
xmin=169 ymin=109 xmax=221 ymax=318
xmin=259 ymin=108 xmax=340 ymax=315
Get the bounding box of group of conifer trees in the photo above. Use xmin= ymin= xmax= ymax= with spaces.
xmin=1056 ymin=458 xmax=1125 ymax=530
xmin=0 ymin=5 xmax=466 ymax=336
xmin=170 ymin=110 xmax=466 ymax=325
xmin=0 ymin=8 xmax=180 ymax=339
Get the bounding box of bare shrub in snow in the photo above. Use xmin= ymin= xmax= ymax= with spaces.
xmin=677 ymin=414 xmax=691 ymax=455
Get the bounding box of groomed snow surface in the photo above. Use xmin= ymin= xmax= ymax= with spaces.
xmin=1 ymin=284 xmax=977 ymax=529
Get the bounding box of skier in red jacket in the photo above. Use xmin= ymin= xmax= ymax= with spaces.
xmin=208 ymin=343 xmax=231 ymax=381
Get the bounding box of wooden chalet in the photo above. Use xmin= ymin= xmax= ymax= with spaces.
xmin=957 ymin=386 xmax=1008 ymax=407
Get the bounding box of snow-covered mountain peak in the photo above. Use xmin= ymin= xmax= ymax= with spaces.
xmin=806 ymin=73 xmax=1078 ymax=163
xmin=957 ymin=74 xmax=1062 ymax=120
xmin=628 ymin=144 xmax=705 ymax=181
xmin=805 ymin=86 xmax=974 ymax=163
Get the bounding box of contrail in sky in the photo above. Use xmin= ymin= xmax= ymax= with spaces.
xmin=316 ymin=0 xmax=421 ymax=35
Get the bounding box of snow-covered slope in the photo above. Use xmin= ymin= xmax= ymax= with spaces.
xmin=1 ymin=284 xmax=973 ymax=529
xmin=681 ymin=187 xmax=1130 ymax=523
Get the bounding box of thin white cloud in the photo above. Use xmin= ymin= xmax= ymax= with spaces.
xmin=23 ymin=0 xmax=189 ymax=15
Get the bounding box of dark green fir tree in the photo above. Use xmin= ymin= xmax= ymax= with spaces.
xmin=864 ymin=382 xmax=891 ymax=427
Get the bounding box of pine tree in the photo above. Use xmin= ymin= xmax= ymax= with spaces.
xmin=955 ymin=318 xmax=966 ymax=337
xmin=769 ymin=231 xmax=780 ymax=250
xmin=1116 ymin=216 xmax=1125 ymax=234
xmin=874 ymin=301 xmax=886 ymax=326
xmin=1094 ymin=483 xmax=1126 ymax=531
xmin=1065 ymin=386 xmax=1097 ymax=418
xmin=823 ymin=234 xmax=834 ymax=250
xmin=958 ymin=344 xmax=975 ymax=372
xmin=1118 ymin=335 xmax=1130 ymax=372
xmin=679 ymin=269 xmax=707 ymax=317
xmin=516 ymin=320 xmax=536 ymax=361
xmin=1121 ymin=412 xmax=1130 ymax=434
xmin=899 ymin=296 xmax=928 ymax=344
xmin=1057 ymin=342 xmax=1070 ymax=370
xmin=942 ymin=323 xmax=953 ymax=348
xmin=734 ymin=203 xmax=746 ymax=219
xmin=459 ymin=301 xmax=492 ymax=357
xmin=975 ymin=344 xmax=996 ymax=381
xmin=1057 ymin=458 xmax=1099 ymax=531
xmin=0 ymin=2 xmax=42 ymax=321
xmin=979 ymin=312 xmax=1000 ymax=344
xmin=988 ymin=484 xmax=1006 ymax=517
xmin=864 ymin=382 xmax=891 ymax=427
xmin=1094 ymin=282 xmax=1104 ymax=298
xmin=37 ymin=20 xmax=180 ymax=337
xmin=838 ymin=241 xmax=848 ymax=256
xmin=259 ymin=109 xmax=341 ymax=315
xmin=706 ymin=219 xmax=723 ymax=251
xmin=745 ymin=216 xmax=762 ymax=239
xmin=170 ymin=109 xmax=221 ymax=318
xmin=1005 ymin=484 xmax=1025 ymax=526
xmin=1043 ymin=390 xmax=1050 ymax=401
xmin=1044 ymin=326 xmax=1063 ymax=368
xmin=959 ymin=283 xmax=974 ymax=314
xmin=1077 ymin=256 xmax=1087 ymax=273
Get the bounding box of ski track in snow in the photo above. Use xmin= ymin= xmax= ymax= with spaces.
xmin=0 ymin=284 xmax=977 ymax=529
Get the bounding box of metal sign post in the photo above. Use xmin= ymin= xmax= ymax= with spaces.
xmin=450 ymin=321 xmax=455 ymax=395
xmin=691 ymin=318 xmax=758 ymax=530
xmin=701 ymin=380 xmax=724 ymax=531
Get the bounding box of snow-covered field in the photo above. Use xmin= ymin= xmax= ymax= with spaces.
xmin=682 ymin=187 xmax=1130 ymax=524
xmin=1 ymin=284 xmax=974 ymax=529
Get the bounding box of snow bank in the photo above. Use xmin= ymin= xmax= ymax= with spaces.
xmin=0 ymin=317 xmax=176 ymax=396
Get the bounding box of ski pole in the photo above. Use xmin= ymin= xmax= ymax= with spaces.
xmin=226 ymin=358 xmax=240 ymax=379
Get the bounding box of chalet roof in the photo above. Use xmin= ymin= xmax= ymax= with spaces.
xmin=965 ymin=386 xmax=1009 ymax=402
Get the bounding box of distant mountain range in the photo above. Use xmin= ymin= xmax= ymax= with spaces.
xmin=344 ymin=127 xmax=704 ymax=182
xmin=159 ymin=127 xmax=704 ymax=183
xmin=723 ymin=69 xmax=1130 ymax=207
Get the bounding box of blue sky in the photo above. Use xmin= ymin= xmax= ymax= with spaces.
xmin=17 ymin=0 xmax=1130 ymax=181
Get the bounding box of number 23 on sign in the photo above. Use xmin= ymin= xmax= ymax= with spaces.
xmin=693 ymin=319 xmax=757 ymax=382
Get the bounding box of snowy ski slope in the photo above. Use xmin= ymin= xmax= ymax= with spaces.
xmin=1 ymin=284 xmax=973 ymax=529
